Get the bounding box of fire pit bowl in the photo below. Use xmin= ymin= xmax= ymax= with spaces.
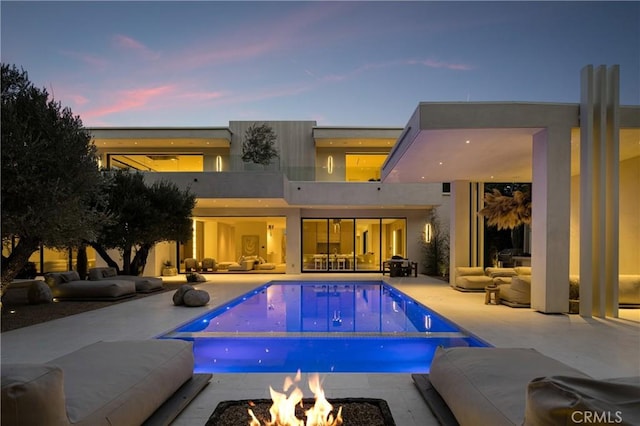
xmin=206 ymin=397 xmax=396 ymax=426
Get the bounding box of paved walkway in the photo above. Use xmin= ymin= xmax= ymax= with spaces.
xmin=2 ymin=274 xmax=638 ymax=425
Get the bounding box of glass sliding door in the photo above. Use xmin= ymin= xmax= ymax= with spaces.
xmin=302 ymin=217 xmax=406 ymax=273
xmin=302 ymin=219 xmax=329 ymax=271
xmin=355 ymin=219 xmax=381 ymax=271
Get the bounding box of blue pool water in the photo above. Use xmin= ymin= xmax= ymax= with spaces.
xmin=158 ymin=281 xmax=490 ymax=373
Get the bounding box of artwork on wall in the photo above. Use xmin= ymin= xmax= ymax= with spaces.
xmin=242 ymin=235 xmax=259 ymax=256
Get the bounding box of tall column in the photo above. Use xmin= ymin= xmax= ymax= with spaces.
xmin=449 ymin=181 xmax=471 ymax=285
xmin=580 ymin=65 xmax=620 ymax=318
xmin=531 ymin=126 xmax=571 ymax=313
xmin=286 ymin=209 xmax=301 ymax=274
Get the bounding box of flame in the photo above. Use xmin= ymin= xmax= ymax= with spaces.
xmin=248 ymin=370 xmax=343 ymax=426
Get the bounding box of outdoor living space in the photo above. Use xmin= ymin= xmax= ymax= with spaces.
xmin=2 ymin=273 xmax=638 ymax=425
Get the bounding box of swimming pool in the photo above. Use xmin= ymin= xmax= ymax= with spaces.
xmin=158 ymin=281 xmax=490 ymax=373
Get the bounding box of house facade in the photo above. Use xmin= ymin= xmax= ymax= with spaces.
xmin=18 ymin=65 xmax=638 ymax=318
xmin=88 ymin=122 xmax=447 ymax=277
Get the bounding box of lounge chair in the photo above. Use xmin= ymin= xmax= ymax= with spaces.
xmin=88 ymin=267 xmax=163 ymax=293
xmin=1 ymin=340 xmax=211 ymax=426
xmin=413 ymin=347 xmax=640 ymax=426
xmin=44 ymin=271 xmax=136 ymax=301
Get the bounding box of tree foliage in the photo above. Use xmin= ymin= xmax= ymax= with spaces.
xmin=89 ymin=170 xmax=196 ymax=275
xmin=421 ymin=211 xmax=450 ymax=278
xmin=478 ymin=186 xmax=532 ymax=230
xmin=241 ymin=122 xmax=279 ymax=165
xmin=1 ymin=64 xmax=106 ymax=293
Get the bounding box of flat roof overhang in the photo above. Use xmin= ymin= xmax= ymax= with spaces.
xmin=89 ymin=127 xmax=232 ymax=149
xmin=313 ymin=126 xmax=402 ymax=148
xmin=382 ymin=102 xmax=640 ymax=183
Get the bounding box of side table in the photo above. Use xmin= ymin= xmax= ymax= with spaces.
xmin=484 ymin=286 xmax=500 ymax=305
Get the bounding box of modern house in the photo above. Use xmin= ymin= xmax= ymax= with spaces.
xmin=89 ymin=122 xmax=444 ymax=277
xmin=21 ymin=65 xmax=639 ymax=318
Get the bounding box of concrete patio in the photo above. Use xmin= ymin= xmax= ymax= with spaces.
xmin=2 ymin=273 xmax=638 ymax=425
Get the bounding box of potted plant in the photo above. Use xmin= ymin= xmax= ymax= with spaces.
xmin=162 ymin=260 xmax=177 ymax=276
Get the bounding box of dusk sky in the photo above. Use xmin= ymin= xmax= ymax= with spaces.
xmin=2 ymin=1 xmax=638 ymax=127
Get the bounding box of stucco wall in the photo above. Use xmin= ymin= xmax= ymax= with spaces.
xmin=570 ymin=156 xmax=640 ymax=275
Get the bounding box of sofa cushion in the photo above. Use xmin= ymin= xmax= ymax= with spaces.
xmin=103 ymin=267 xmax=117 ymax=278
xmin=515 ymin=266 xmax=532 ymax=275
xmin=619 ymin=275 xmax=640 ymax=305
xmin=60 ymin=271 xmax=80 ymax=283
xmin=485 ymin=267 xmax=517 ymax=278
xmin=47 ymin=340 xmax=194 ymax=426
xmin=455 ymin=275 xmax=493 ymax=290
xmin=44 ymin=273 xmax=64 ymax=288
xmin=456 ymin=267 xmax=484 ymax=276
xmin=52 ymin=279 xmax=135 ymax=300
xmin=524 ymin=376 xmax=640 ymax=426
xmin=511 ymin=275 xmax=531 ymax=293
xmin=492 ymin=276 xmax=513 ymax=286
xmin=429 ymin=347 xmax=591 ymax=426
xmin=1 ymin=364 xmax=69 ymax=426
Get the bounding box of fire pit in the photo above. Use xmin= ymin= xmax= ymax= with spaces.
xmin=205 ymin=371 xmax=396 ymax=426
xmin=207 ymin=398 xmax=395 ymax=426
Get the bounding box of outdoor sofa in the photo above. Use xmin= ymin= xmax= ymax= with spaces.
xmin=1 ymin=339 xmax=211 ymax=426
xmin=413 ymin=346 xmax=640 ymax=426
xmin=89 ymin=266 xmax=163 ymax=293
xmin=45 ymin=271 xmax=136 ymax=301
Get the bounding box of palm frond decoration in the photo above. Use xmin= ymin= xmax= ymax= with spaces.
xmin=478 ymin=189 xmax=532 ymax=230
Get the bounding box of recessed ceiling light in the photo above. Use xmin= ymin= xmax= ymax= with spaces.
xmin=421 ymin=176 xmax=425 ymax=179
xmin=490 ymin=176 xmax=494 ymax=179
xmin=439 ymin=161 xmax=443 ymax=165
xmin=465 ymin=140 xmax=470 ymax=144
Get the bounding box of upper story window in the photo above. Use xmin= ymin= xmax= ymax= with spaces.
xmin=107 ymin=154 xmax=203 ymax=172
xmin=345 ymin=154 xmax=387 ymax=182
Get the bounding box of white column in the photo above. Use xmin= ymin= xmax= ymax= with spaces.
xmin=449 ymin=181 xmax=471 ymax=285
xmin=286 ymin=209 xmax=301 ymax=274
xmin=531 ymin=127 xmax=571 ymax=313
xmin=580 ymin=65 xmax=620 ymax=318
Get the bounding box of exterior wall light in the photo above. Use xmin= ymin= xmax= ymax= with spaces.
xmin=424 ymin=223 xmax=432 ymax=243
xmin=215 ymin=155 xmax=223 ymax=172
xmin=327 ymin=155 xmax=334 ymax=174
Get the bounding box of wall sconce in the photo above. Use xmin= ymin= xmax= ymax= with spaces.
xmin=332 ymin=218 xmax=341 ymax=233
xmin=268 ymin=224 xmax=274 ymax=236
xmin=424 ymin=223 xmax=432 ymax=243
xmin=327 ymin=155 xmax=334 ymax=174
xmin=215 ymin=155 xmax=223 ymax=172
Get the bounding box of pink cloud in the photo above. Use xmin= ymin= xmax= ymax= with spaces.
xmin=60 ymin=50 xmax=109 ymax=69
xmin=113 ymin=34 xmax=147 ymax=50
xmin=70 ymin=94 xmax=89 ymax=106
xmin=80 ymin=85 xmax=176 ymax=119
xmin=112 ymin=34 xmax=160 ymax=60
xmin=180 ymin=90 xmax=228 ymax=101
xmin=409 ymin=59 xmax=473 ymax=71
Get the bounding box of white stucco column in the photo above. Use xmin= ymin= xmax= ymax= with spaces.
xmin=579 ymin=65 xmax=620 ymax=318
xmin=449 ymin=181 xmax=471 ymax=284
xmin=286 ymin=209 xmax=301 ymax=274
xmin=531 ymin=127 xmax=571 ymax=313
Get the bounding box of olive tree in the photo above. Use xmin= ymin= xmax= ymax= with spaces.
xmin=1 ymin=64 xmax=106 ymax=295
xmin=89 ymin=170 xmax=196 ymax=275
xmin=241 ymin=122 xmax=279 ymax=165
